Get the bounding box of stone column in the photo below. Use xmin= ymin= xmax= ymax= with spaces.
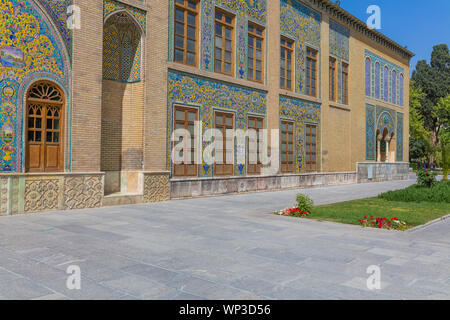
xmin=385 ymin=141 xmax=389 ymax=163
xmin=376 ymin=138 xmax=381 ymax=162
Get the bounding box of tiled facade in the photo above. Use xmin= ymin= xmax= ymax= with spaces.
xmin=0 ymin=0 xmax=413 ymax=214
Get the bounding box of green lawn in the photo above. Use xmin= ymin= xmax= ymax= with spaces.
xmin=308 ymin=198 xmax=450 ymax=228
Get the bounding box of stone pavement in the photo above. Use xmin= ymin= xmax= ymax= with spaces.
xmin=0 ymin=179 xmax=449 ymax=300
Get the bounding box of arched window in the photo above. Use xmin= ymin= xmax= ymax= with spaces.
xmin=384 ymin=66 xmax=389 ymax=102
xmin=365 ymin=58 xmax=371 ymax=97
xmin=375 ymin=62 xmax=380 ymax=99
xmin=399 ymin=73 xmax=404 ymax=106
xmin=392 ymin=71 xmax=397 ymax=104
xmin=26 ymin=81 xmax=64 ymax=172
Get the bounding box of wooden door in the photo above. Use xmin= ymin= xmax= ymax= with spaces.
xmin=25 ymin=82 xmax=64 ymax=173
xmin=305 ymin=124 xmax=317 ymax=172
xmin=214 ymin=111 xmax=234 ymax=176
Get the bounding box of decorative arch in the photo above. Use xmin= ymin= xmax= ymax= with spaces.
xmin=104 ymin=0 xmax=147 ymax=32
xmin=0 ymin=0 xmax=71 ymax=173
xmin=377 ymin=111 xmax=395 ymax=137
xmin=35 ymin=0 xmax=73 ymax=60
xmin=103 ymin=10 xmax=143 ymax=82
xmin=104 ymin=8 xmax=145 ymax=35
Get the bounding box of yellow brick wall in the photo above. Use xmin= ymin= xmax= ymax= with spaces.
xmin=71 ymin=0 xmax=104 ymax=172
xmin=101 ymin=80 xmax=144 ymax=171
xmin=143 ymin=0 xmax=169 ymax=172
xmin=68 ymin=0 xmax=411 ymax=175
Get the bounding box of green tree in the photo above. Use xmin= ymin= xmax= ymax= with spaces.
xmin=411 ymin=44 xmax=450 ymax=166
xmin=437 ymin=95 xmax=450 ymax=180
xmin=409 ymin=84 xmax=429 ymax=163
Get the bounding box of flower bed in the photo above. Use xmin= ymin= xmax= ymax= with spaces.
xmin=358 ymin=216 xmax=413 ymax=231
xmin=277 ymin=207 xmax=311 ymax=218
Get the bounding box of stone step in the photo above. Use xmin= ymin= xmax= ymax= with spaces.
xmin=102 ymin=193 xmax=143 ymax=207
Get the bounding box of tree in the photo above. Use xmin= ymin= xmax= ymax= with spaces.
xmin=411 ymin=44 xmax=450 ymax=166
xmin=437 ymin=95 xmax=450 ymax=180
xmin=409 ymin=84 xmax=428 ymax=163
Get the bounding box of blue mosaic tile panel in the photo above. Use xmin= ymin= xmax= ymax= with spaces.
xmin=167 ymin=71 xmax=267 ymax=177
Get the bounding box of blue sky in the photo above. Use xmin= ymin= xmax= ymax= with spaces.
xmin=338 ymin=0 xmax=450 ymax=73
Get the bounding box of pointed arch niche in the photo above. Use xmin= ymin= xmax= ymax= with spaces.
xmin=101 ymin=9 xmax=145 ymax=195
xmin=376 ymin=112 xmax=396 ymax=163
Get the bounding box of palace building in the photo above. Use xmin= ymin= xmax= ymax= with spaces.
xmin=0 ymin=0 xmax=413 ymax=214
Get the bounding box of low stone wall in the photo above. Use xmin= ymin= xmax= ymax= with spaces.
xmin=0 ymin=171 xmax=172 ymax=215
xmin=357 ymin=162 xmax=410 ymax=183
xmin=0 ymin=173 xmax=104 ymax=215
xmin=143 ymin=171 xmax=171 ymax=203
xmin=0 ymin=166 xmax=411 ymax=215
xmin=170 ymin=172 xmax=357 ymax=199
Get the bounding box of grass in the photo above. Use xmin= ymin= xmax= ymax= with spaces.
xmin=307 ymin=198 xmax=450 ymax=229
xmin=277 ymin=181 xmax=450 ymax=230
xmin=378 ymin=180 xmax=450 ymax=203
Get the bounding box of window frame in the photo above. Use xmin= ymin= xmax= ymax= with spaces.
xmin=214 ymin=8 xmax=235 ymax=76
xmin=365 ymin=57 xmax=372 ymax=97
xmin=247 ymin=115 xmax=264 ymax=175
xmin=342 ymin=62 xmax=349 ymax=105
xmin=305 ymin=123 xmax=318 ymax=173
xmin=280 ymin=36 xmax=294 ymax=91
xmin=305 ymin=47 xmax=318 ymax=97
xmin=247 ymin=22 xmax=265 ymax=84
xmin=280 ymin=120 xmax=295 ymax=173
xmin=214 ymin=111 xmax=235 ymax=176
xmin=172 ymin=105 xmax=199 ymax=177
xmin=329 ymin=56 xmax=337 ymax=102
xmin=392 ymin=70 xmax=397 ymax=105
xmin=173 ymin=0 xmax=199 ymax=67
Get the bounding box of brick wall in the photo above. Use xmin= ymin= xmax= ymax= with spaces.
xmin=101 ymin=80 xmax=144 ymax=171
xmin=68 ymin=0 xmax=411 ymax=177
xmin=71 ymin=0 xmax=103 ymax=172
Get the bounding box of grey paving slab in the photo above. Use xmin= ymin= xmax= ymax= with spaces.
xmin=0 ymin=278 xmax=55 ymax=300
xmin=0 ymin=179 xmax=449 ymax=299
xmin=0 ymin=267 xmax=22 ymax=282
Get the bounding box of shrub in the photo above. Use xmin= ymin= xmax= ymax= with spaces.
xmin=295 ymin=194 xmax=314 ymax=213
xmin=410 ymin=162 xmax=418 ymax=171
xmin=417 ymin=169 xmax=436 ymax=187
xmin=378 ymin=180 xmax=450 ymax=203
